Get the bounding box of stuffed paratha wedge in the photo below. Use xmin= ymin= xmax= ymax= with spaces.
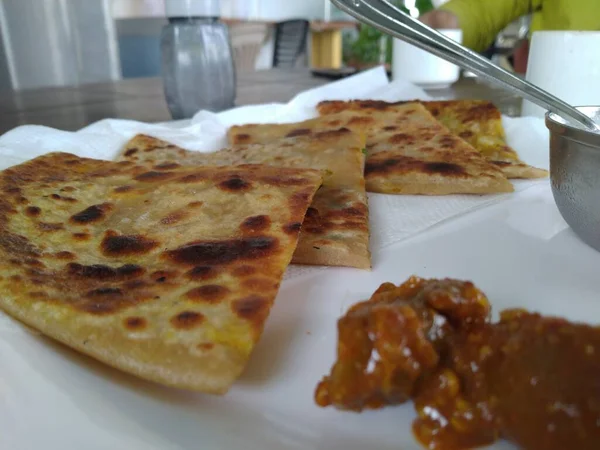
xmin=318 ymin=99 xmax=547 ymax=180
xmin=119 ymin=130 xmax=371 ymax=269
xmin=0 ymin=153 xmax=322 ymax=394
xmin=230 ymin=105 xmax=513 ymax=195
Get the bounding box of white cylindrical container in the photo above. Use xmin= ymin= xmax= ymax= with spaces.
xmin=392 ymin=29 xmax=463 ymax=88
xmin=522 ymin=31 xmax=600 ymax=117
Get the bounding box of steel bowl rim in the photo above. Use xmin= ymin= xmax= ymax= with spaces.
xmin=545 ymin=106 xmax=600 ymax=148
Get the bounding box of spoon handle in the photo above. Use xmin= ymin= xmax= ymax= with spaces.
xmin=332 ymin=0 xmax=599 ymax=131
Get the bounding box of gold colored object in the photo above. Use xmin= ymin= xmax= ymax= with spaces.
xmin=311 ymin=29 xmax=343 ymax=69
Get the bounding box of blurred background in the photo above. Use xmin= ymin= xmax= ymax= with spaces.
xmin=0 ymin=0 xmax=528 ymax=91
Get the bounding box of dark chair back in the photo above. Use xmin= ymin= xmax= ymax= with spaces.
xmin=273 ymin=20 xmax=310 ymax=68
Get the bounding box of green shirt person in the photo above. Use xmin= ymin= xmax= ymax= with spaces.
xmin=421 ymin=0 xmax=600 ymax=54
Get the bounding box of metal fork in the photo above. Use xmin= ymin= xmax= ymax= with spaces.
xmin=331 ymin=0 xmax=600 ymax=132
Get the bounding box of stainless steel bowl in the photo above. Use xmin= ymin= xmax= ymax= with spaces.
xmin=546 ymin=106 xmax=600 ymax=251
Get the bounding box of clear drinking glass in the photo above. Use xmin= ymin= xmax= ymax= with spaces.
xmin=161 ymin=17 xmax=236 ymax=119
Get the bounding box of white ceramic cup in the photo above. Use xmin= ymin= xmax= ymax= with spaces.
xmin=392 ymin=29 xmax=462 ymax=88
xmin=522 ymin=31 xmax=600 ymax=118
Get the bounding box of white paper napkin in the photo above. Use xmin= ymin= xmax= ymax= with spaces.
xmin=0 ymin=66 xmax=550 ymax=276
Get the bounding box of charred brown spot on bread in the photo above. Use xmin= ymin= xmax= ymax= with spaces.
xmin=492 ymin=161 xmax=512 ymax=167
xmin=70 ymin=203 xmax=113 ymax=225
xmin=100 ymin=231 xmax=159 ymax=257
xmin=88 ymin=167 xmax=122 ymax=178
xmin=289 ymin=189 xmax=312 ymax=210
xmin=44 ymin=251 xmax=72 ymax=261
xmin=124 ymin=316 xmax=146 ymax=330
xmin=160 ymin=210 xmax=189 ymax=225
xmin=25 ymin=206 xmax=41 ymax=217
xmin=263 ymin=175 xmax=312 ymax=187
xmin=124 ymin=148 xmax=138 ymax=157
xmin=25 ymin=258 xmax=45 ymax=268
xmin=164 ymin=236 xmax=279 ymax=266
xmin=460 ymin=101 xmax=499 ymax=123
xmin=197 ymin=342 xmax=214 ymax=351
xmin=46 ymin=251 xmax=77 ymax=261
xmin=348 ymin=116 xmax=375 ymax=127
xmin=240 ymin=215 xmax=271 ymax=233
xmin=232 ymin=265 xmax=256 ymax=277
xmin=424 ymin=162 xmax=466 ymax=175
xmin=218 ymin=176 xmax=251 ymax=192
xmin=426 ymin=105 xmax=441 ymax=116
xmin=0 ymin=233 xmax=40 ymax=258
xmin=124 ymin=280 xmax=148 ymax=290
xmin=0 ymin=197 xmax=18 ymax=216
xmin=383 ymin=126 xmax=398 ymax=131
xmin=154 ymin=162 xmax=181 ymax=170
xmin=232 ymin=295 xmax=270 ymax=328
xmin=72 ymin=232 xmax=91 ymax=241
xmin=83 ymin=287 xmax=125 ymax=314
xmin=234 ymin=133 xmax=251 ymax=144
xmin=113 ymin=185 xmax=133 ymax=194
xmin=419 ymin=131 xmax=437 ymax=141
xmin=314 ymin=128 xmax=352 ymax=140
xmin=438 ymin=136 xmax=457 ymax=149
xmin=327 ymin=119 xmax=342 ymax=127
xmin=344 ymin=204 xmax=367 ymax=216
xmin=285 ymin=128 xmax=311 ymax=138
xmin=186 ymin=266 xmax=218 ymax=281
xmin=68 ymin=263 xmax=144 ymax=280
xmin=178 ymin=173 xmax=206 ymax=183
xmin=389 ymin=133 xmax=415 ymax=144
xmin=364 ymin=157 xmax=397 ymax=175
xmin=5 ymin=186 xmax=21 ymax=195
xmin=37 ymin=222 xmax=64 ymax=232
xmin=151 ymin=270 xmax=176 ymax=283
xmin=242 ymin=278 xmax=278 ymax=291
xmin=312 ymin=206 xmax=369 ymax=230
xmin=171 ymin=311 xmax=204 ymax=330
xmin=305 ymin=207 xmax=319 ymax=218
xmin=357 ymin=100 xmax=391 ymax=111
xmin=317 ymin=100 xmax=341 ymax=112
xmin=185 ymin=285 xmax=230 ymax=303
xmin=50 ymin=193 xmax=77 ymax=203
xmin=459 ymin=130 xmax=475 ymax=139
xmin=135 ymin=171 xmax=174 ymax=182
xmin=188 ymin=201 xmax=203 ymax=208
xmin=366 ymin=156 xmax=467 ymax=177
xmin=283 ymin=222 xmax=302 ymax=234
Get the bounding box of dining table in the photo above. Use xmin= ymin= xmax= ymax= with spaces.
xmin=3 ymin=65 xmax=600 ymax=450
xmin=0 ymin=68 xmax=523 ymax=135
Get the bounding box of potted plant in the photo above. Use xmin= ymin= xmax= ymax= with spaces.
xmin=343 ymin=0 xmax=434 ymax=70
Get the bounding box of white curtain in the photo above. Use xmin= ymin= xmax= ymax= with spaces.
xmin=0 ymin=0 xmax=120 ymax=90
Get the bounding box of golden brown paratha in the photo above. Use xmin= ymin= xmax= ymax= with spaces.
xmin=319 ymin=99 xmax=548 ymax=180
xmin=230 ymin=106 xmax=513 ymax=195
xmin=0 ymin=152 xmax=322 ymax=394
xmin=119 ymin=131 xmax=371 ymax=269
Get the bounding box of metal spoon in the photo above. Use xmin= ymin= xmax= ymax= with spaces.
xmin=332 ymin=0 xmax=600 ymax=133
